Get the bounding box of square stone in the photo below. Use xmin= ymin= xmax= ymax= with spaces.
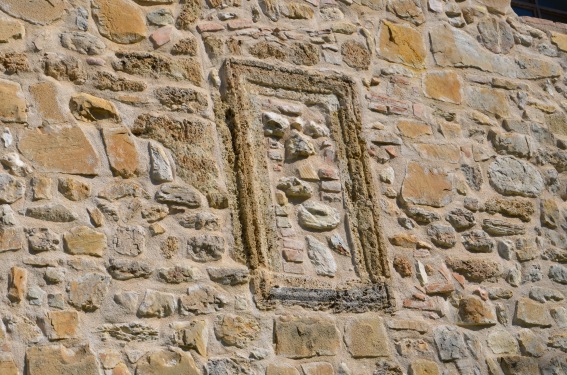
xmin=344 ymin=316 xmax=391 ymax=358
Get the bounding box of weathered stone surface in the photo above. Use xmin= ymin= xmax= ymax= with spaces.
xmin=0 ymin=18 xmax=24 ymax=43
xmin=487 ymin=330 xmax=518 ymax=355
xmin=301 ymin=362 xmax=334 ymax=375
xmin=207 ymin=267 xmax=249 ymax=285
xmin=409 ymin=359 xmax=439 ymax=375
xmin=0 ymin=353 xmax=18 ymax=375
xmin=187 ymin=235 xmax=224 ymax=262
xmin=18 ymin=126 xmax=100 ymax=175
xmin=344 ymin=316 xmax=390 ymax=358
xmin=159 ymin=265 xmax=201 ymax=283
xmin=25 ymin=71 xmax=55 ymax=103
xmin=0 ymin=174 xmax=25 ymax=204
xmin=176 ymin=0 xmax=202 ymax=30
xmin=0 ymin=79 xmax=26 ymax=123
xmin=58 ymin=177 xmax=90 ymax=201
xmin=98 ymin=322 xmax=158 ymax=342
xmin=430 ymin=23 xmax=561 ymax=79
xmin=137 ymin=289 xmax=176 ymax=318
xmin=92 ymin=0 xmax=146 ymax=44
xmin=180 ymin=284 xmax=228 ymax=316
xmin=101 ymin=126 xmax=140 ymax=178
xmin=484 ymin=197 xmax=534 ymax=222
xmin=94 ymin=71 xmax=146 ymax=92
xmin=0 ymin=0 xmax=67 ymax=25
xmin=401 ymin=162 xmax=453 ymax=208
xmin=549 ymin=264 xmax=567 ymax=285
xmin=488 ymin=156 xmax=544 ymax=197
xmin=286 ymin=131 xmax=316 ymax=159
xmin=477 ymin=17 xmax=514 ymax=54
xmin=446 ymin=208 xmax=475 ymax=230
xmin=379 ymin=20 xmax=426 ymax=68
xmin=206 ymin=358 xmax=251 ymax=375
xmin=466 ymin=86 xmax=510 ymax=118
xmin=114 ymin=53 xmax=202 ymax=85
xmin=111 ymin=226 xmax=146 ymax=257
xmin=44 ymin=310 xmax=79 ymax=340
xmin=136 ymin=349 xmax=200 ymax=375
xmin=156 ymin=184 xmax=201 ymax=207
xmin=215 ymin=314 xmax=260 ymax=348
xmin=458 ymin=296 xmax=496 ymax=327
xmin=25 ymin=204 xmax=78 ymax=222
xmin=61 ymin=32 xmax=105 ymax=55
xmin=43 ymin=53 xmax=87 ymax=83
xmin=306 ymin=235 xmax=337 ymax=277
xmin=68 ymin=273 xmax=110 ymax=312
xmin=341 ymin=40 xmax=371 ymax=70
xmin=489 ymin=131 xmax=531 ymax=158
xmin=8 ymin=266 xmax=27 ymax=303
xmin=133 ymin=114 xmax=220 ymax=194
xmin=518 ymin=329 xmax=546 ymax=357
xmin=98 ymin=181 xmax=149 ymax=201
xmin=499 ymin=356 xmax=539 ymax=375
xmin=298 ymin=202 xmax=340 ymax=230
xmin=548 ymin=332 xmax=567 ymax=352
xmin=70 ymin=93 xmax=119 ymax=123
xmin=266 ymin=364 xmax=300 ymax=375
xmin=64 ymin=226 xmax=106 ymax=257
xmin=423 ymin=71 xmax=462 ymax=104
xmin=26 ymin=228 xmax=59 ymax=252
xmin=433 ymin=326 xmax=467 ymax=361
xmin=446 ymin=258 xmax=500 ymax=282
xmin=107 ymin=258 xmax=153 ymax=280
xmin=462 ymin=230 xmax=494 ymax=253
xmin=275 ymin=316 xmax=340 ymax=358
xmin=514 ymin=298 xmax=553 ymax=327
xmin=277 ymin=177 xmax=313 ymax=199
xmin=31 ymin=176 xmax=52 ymax=201
xmin=155 ymin=86 xmax=207 ymax=113
xmin=552 ymin=32 xmax=567 ymax=52
xmin=482 ymin=219 xmax=525 ymax=236
xmin=26 ymin=345 xmax=100 ymax=375
xmin=427 ymin=224 xmax=457 ymax=248
xmin=406 ymin=206 xmax=440 ymax=224
xmin=173 ymin=320 xmax=208 ymax=355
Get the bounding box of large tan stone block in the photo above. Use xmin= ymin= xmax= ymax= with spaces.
xmin=45 ymin=310 xmax=79 ymax=340
xmin=136 ymin=349 xmax=200 ymax=375
xmin=26 ymin=344 xmax=100 ymax=375
xmin=423 ymin=71 xmax=462 ymax=104
xmin=401 ymin=162 xmax=453 ymax=208
xmin=29 ymin=82 xmax=66 ymax=123
xmin=0 ymin=18 xmax=24 ymax=43
xmin=18 ymin=126 xmax=101 ymax=175
xmin=344 ymin=316 xmax=391 ymax=358
xmin=63 ymin=226 xmax=106 ymax=257
xmin=0 ymin=0 xmax=67 ymax=25
xmin=514 ymin=298 xmax=553 ymax=327
xmin=552 ymin=32 xmax=567 ymax=52
xmin=275 ymin=316 xmax=340 ymax=358
xmin=379 ymin=20 xmax=426 ymax=68
xmin=0 ymin=79 xmax=26 ymax=123
xmin=101 ymin=126 xmax=140 ymax=178
xmin=92 ymin=0 xmax=147 ymax=44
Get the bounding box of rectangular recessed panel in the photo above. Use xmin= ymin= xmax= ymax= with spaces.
xmin=218 ymin=59 xmax=392 ymax=312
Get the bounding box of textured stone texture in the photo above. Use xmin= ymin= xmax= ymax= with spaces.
xmin=0 ymin=1 xmax=565 ymax=374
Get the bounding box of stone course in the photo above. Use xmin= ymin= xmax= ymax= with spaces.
xmin=0 ymin=0 xmax=565 ymax=374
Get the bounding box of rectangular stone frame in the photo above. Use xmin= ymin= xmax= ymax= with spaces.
xmin=218 ymin=59 xmax=392 ymax=312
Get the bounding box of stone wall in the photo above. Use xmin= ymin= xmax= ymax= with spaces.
xmin=0 ymin=0 xmax=566 ymax=374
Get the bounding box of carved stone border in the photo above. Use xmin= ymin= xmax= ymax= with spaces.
xmin=218 ymin=59 xmax=392 ymax=312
